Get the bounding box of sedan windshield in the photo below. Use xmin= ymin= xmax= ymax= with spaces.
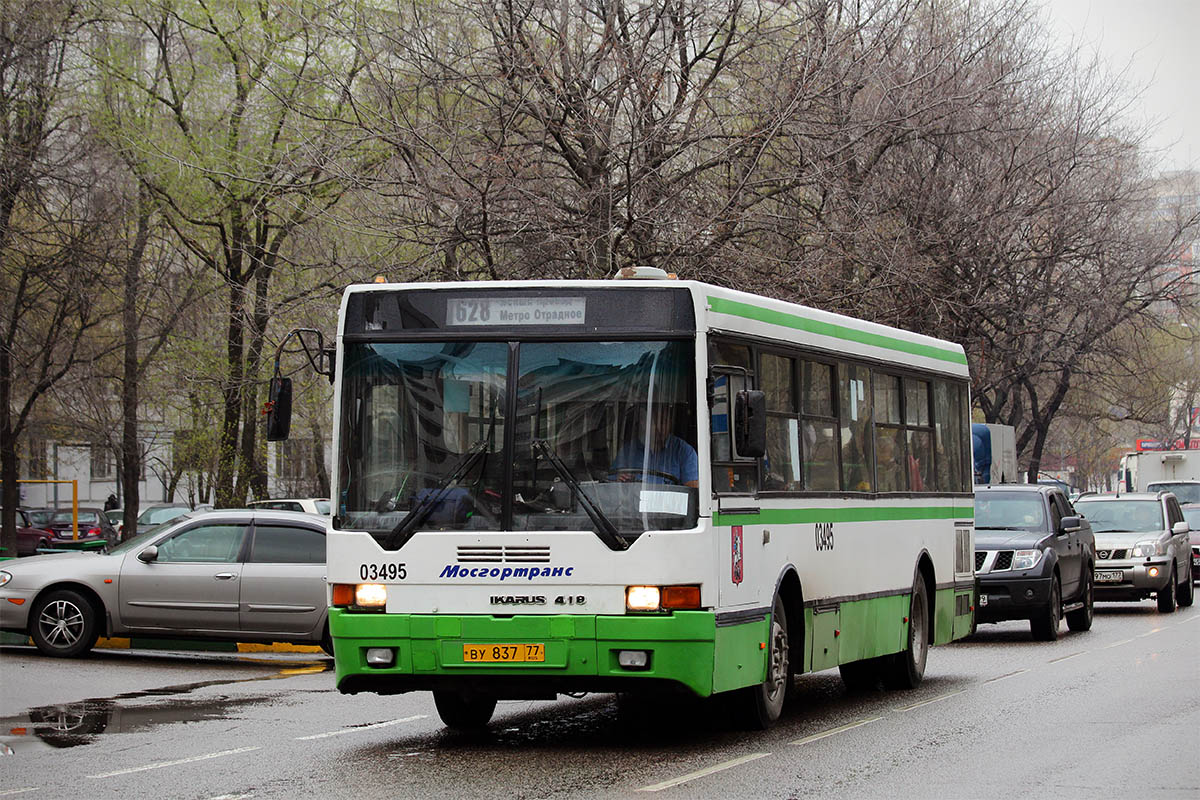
xmin=1076 ymin=499 xmax=1163 ymax=533
xmin=50 ymin=511 xmax=100 ymax=526
xmin=139 ymin=506 xmax=189 ymax=525
xmin=337 ymin=339 xmax=698 ymax=542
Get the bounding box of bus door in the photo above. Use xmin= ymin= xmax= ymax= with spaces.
xmin=709 ymin=363 xmax=767 ymax=610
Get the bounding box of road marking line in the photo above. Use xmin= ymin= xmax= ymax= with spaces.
xmin=294 ymin=715 xmax=427 ymax=740
xmin=895 ymin=689 xmax=967 ymax=712
xmin=983 ymin=669 xmax=1029 ymax=683
xmin=0 ymin=789 xmax=38 ymax=797
xmin=1048 ymin=651 xmax=1087 ymax=664
xmin=637 ymin=752 xmax=771 ymax=792
xmin=88 ymin=747 xmax=261 ymax=779
xmin=1103 ymin=638 xmax=1135 ymax=649
xmin=1137 ymin=628 xmax=1163 ymax=637
xmin=789 ymin=717 xmax=882 ymax=746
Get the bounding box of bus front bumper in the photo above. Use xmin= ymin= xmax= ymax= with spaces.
xmin=330 ymin=609 xmax=727 ymax=699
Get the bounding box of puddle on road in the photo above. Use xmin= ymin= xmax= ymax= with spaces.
xmin=1 ymin=662 xmax=329 ymax=752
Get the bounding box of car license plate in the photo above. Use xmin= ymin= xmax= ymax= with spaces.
xmin=462 ymin=643 xmax=545 ymax=663
xmin=978 ymin=594 xmax=988 ymax=607
xmin=1094 ymin=570 xmax=1124 ymax=583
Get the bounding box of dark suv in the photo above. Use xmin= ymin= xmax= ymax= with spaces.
xmin=974 ymin=484 xmax=1096 ymax=640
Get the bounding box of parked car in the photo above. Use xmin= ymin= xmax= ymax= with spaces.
xmin=105 ymin=508 xmax=124 ymax=540
xmin=973 ymin=484 xmax=1095 ymax=640
xmin=0 ymin=509 xmax=331 ymax=657
xmin=1181 ymin=503 xmax=1200 ymax=584
xmin=246 ymin=498 xmax=330 ymax=516
xmin=1145 ymin=480 xmax=1200 ymax=505
xmin=1074 ymin=492 xmax=1195 ymax=611
xmin=0 ymin=509 xmax=52 ymax=557
xmin=43 ymin=508 xmax=118 ymax=550
xmin=23 ymin=508 xmax=56 ymax=529
xmin=135 ymin=503 xmax=212 ymax=536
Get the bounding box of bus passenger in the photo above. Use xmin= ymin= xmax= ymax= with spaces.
xmin=610 ymin=403 xmax=699 ymax=488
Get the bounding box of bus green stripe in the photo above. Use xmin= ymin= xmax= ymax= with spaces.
xmin=706 ymin=296 xmax=968 ymax=366
xmin=713 ymin=506 xmax=971 ymax=527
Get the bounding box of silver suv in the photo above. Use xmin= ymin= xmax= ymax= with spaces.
xmin=1074 ymin=492 xmax=1195 ymax=612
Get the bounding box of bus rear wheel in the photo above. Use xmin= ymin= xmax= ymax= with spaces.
xmin=433 ymin=691 xmax=497 ymax=730
xmin=732 ymin=595 xmax=791 ymax=729
xmin=882 ymin=576 xmax=928 ymax=690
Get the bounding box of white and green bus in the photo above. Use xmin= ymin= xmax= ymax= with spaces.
xmin=268 ymin=269 xmax=975 ymax=729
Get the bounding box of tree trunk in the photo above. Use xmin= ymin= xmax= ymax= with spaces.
xmin=216 ymin=276 xmax=248 ymax=507
xmin=238 ymin=262 xmax=271 ymax=500
xmin=120 ymin=194 xmax=151 ymax=540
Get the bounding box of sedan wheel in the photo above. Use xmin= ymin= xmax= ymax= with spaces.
xmin=31 ymin=589 xmax=99 ymax=658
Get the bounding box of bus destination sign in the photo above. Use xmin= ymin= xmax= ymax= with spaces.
xmin=446 ymin=297 xmax=587 ymax=326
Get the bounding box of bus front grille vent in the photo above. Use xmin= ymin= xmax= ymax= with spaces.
xmin=457 ymin=546 xmax=551 ymax=564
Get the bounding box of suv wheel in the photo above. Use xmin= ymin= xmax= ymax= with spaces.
xmin=1175 ymin=563 xmax=1194 ymax=608
xmin=1031 ymin=575 xmax=1061 ymax=641
xmin=1156 ymin=565 xmax=1178 ymax=613
xmin=1065 ymin=568 xmax=1094 ymax=632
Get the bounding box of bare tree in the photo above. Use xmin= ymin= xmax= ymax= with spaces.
xmin=0 ymin=0 xmax=123 ymax=553
xmin=92 ymin=0 xmax=372 ymax=506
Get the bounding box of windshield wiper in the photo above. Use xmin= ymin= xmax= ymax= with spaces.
xmin=383 ymin=439 xmax=490 ymax=550
xmin=532 ymin=439 xmax=628 ymax=551
xmin=975 ymin=526 xmax=1027 ymax=531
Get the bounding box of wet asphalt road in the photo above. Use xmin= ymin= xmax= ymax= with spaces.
xmin=1 ymin=602 xmax=1197 ymax=800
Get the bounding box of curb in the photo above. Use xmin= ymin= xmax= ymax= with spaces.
xmin=1 ymin=630 xmax=322 ymax=654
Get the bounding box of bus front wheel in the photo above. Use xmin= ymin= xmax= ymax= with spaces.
xmin=732 ymin=595 xmax=791 ymax=729
xmin=433 ymin=691 xmax=497 ymax=730
xmin=882 ymin=576 xmax=929 ymax=690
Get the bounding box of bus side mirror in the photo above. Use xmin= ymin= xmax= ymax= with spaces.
xmin=735 ymin=390 xmax=766 ymax=458
xmin=265 ymin=377 xmax=293 ymax=441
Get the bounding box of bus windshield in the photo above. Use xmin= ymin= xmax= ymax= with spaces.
xmin=336 ymin=339 xmax=698 ymax=543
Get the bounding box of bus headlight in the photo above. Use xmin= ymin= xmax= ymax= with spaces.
xmin=625 ymin=585 xmax=701 ymax=612
xmin=356 ymin=583 xmax=388 ymax=607
xmin=626 ymin=586 xmax=661 ymax=612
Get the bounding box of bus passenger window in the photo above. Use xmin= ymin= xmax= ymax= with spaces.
xmin=839 ymin=364 xmax=873 ymax=491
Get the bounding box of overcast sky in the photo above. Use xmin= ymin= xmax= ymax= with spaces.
xmin=1041 ymin=0 xmax=1199 ymax=173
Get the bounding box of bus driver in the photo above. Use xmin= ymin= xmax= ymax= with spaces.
xmin=610 ymin=403 xmax=699 ymax=488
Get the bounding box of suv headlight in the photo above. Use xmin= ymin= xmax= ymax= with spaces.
xmin=0 ymin=570 xmax=10 ymax=587
xmin=1011 ymin=550 xmax=1042 ymax=571
xmin=1131 ymin=540 xmax=1167 ymax=557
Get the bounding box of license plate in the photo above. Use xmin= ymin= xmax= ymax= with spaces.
xmin=978 ymin=594 xmax=988 ymax=607
xmin=1095 ymin=570 xmax=1124 ymax=583
xmin=462 ymin=643 xmax=545 ymax=663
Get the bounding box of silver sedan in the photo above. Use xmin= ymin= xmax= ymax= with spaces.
xmin=0 ymin=509 xmax=330 ymax=657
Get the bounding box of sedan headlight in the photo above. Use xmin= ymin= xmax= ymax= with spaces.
xmin=0 ymin=570 xmax=10 ymax=587
xmin=1131 ymin=539 xmax=1167 ymax=557
xmin=1011 ymin=550 xmax=1042 ymax=571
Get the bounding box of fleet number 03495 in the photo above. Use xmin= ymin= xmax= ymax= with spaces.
xmin=360 ymin=563 xmax=407 ymax=581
